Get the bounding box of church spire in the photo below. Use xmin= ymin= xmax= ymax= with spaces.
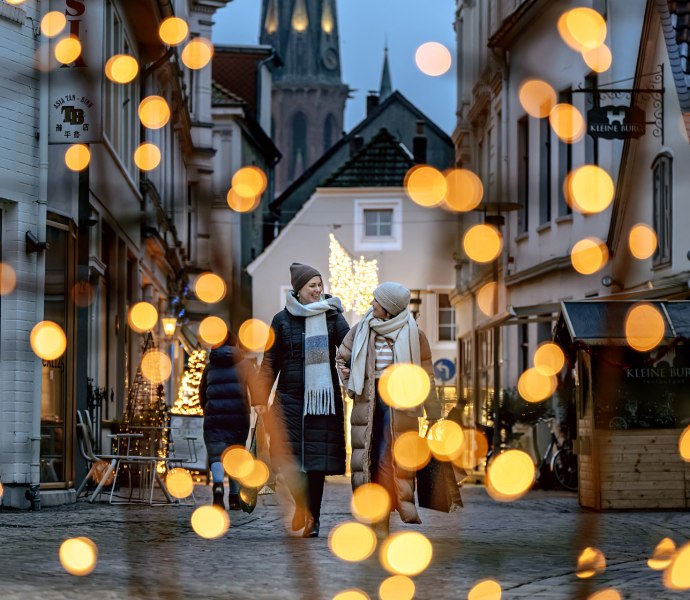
xmin=379 ymin=46 xmax=392 ymax=100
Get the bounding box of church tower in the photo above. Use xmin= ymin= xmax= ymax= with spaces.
xmin=260 ymin=0 xmax=349 ymax=193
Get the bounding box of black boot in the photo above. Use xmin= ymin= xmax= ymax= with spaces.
xmin=302 ymin=516 xmax=320 ymax=538
xmin=212 ymin=483 xmax=225 ymax=509
xmin=228 ymin=493 xmax=241 ymax=511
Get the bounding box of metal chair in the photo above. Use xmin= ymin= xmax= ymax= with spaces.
xmin=75 ymin=420 xmax=119 ymax=503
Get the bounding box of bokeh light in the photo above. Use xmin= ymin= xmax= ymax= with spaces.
xmin=128 ymin=301 xmax=158 ymax=333
xmin=378 ymin=363 xmax=430 ymax=409
xmin=0 ymin=481 xmax=3 ymax=498
xmin=664 ymin=542 xmax=690 ymax=590
xmin=468 ymin=579 xmax=502 ymax=600
xmin=519 ymin=79 xmax=557 ymax=118
xmin=65 ymin=144 xmax=91 ymax=171
xmin=30 ymin=321 xmax=67 ymax=361
xmin=463 ymin=224 xmax=503 ymax=264
xmin=141 ymin=350 xmax=172 ymax=384
xmin=486 ymin=449 xmax=535 ymax=502
xmin=72 ymin=281 xmax=96 ymax=308
xmin=625 ymin=303 xmax=665 ymax=352
xmin=191 ymin=505 xmax=229 ymax=539
xmin=351 ymin=483 xmax=391 ymax=524
xmin=392 ymin=431 xmax=431 ymax=471
xmin=549 ymin=103 xmax=585 ymax=143
xmin=444 ymin=168 xmax=483 ymax=212
xmin=226 ymin=189 xmax=260 ymax=213
xmin=680 ymin=425 xmax=690 ymax=462
xmin=582 ymin=43 xmax=612 ymax=73
xmin=239 ymin=318 xmax=275 ymax=352
xmin=59 ymin=537 xmax=98 ymax=576
xmin=380 ymin=531 xmax=433 ymax=576
xmin=587 ymin=591 xmax=621 ymax=600
xmin=518 ymin=368 xmax=557 ymax=403
xmin=238 ymin=459 xmax=270 ymax=489
xmin=570 ymin=237 xmax=608 ymax=275
xmin=41 ymin=11 xmax=67 ymax=37
xmin=404 ymin=165 xmax=447 ymax=207
xmin=221 ymin=446 xmax=254 ymax=480
xmin=628 ymin=224 xmax=657 ymax=260
xmin=198 ymin=316 xmax=228 ymax=346
xmin=379 ymin=575 xmax=415 ymax=600
xmin=453 ymin=428 xmax=489 ymax=470
xmin=333 ymin=591 xmax=370 ymax=600
xmin=560 ymin=8 xmax=607 ymax=52
xmin=0 ymin=263 xmax=17 ymax=296
xmin=648 ymin=537 xmax=676 ymax=570
xmin=181 ymin=37 xmax=214 ymax=70
xmin=159 ymin=16 xmax=189 ymax=46
xmin=329 ymin=522 xmax=377 ymax=562
xmin=477 ymin=281 xmax=498 ymax=316
xmin=166 ymin=468 xmax=194 ymax=499
xmin=232 ymin=166 xmax=268 ymax=199
xmin=105 ymin=54 xmax=139 ymax=84
xmin=194 ymin=272 xmax=227 ymax=303
xmin=415 ymin=42 xmax=452 ymax=76
xmin=576 ymin=546 xmax=606 ymax=578
xmin=55 ymin=36 xmax=82 ymax=64
xmin=427 ymin=420 xmax=465 ymax=461
xmin=533 ymin=342 xmax=565 ymax=376
xmin=4 ymin=0 xmax=27 ymax=4
xmin=139 ymin=96 xmax=170 ymax=129
xmin=134 ymin=142 xmax=161 ymax=171
xmin=568 ymin=165 xmax=614 ymax=214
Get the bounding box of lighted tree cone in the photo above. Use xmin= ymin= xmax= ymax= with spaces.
xmin=648 ymin=537 xmax=676 ymax=570
xmin=328 ymin=522 xmax=377 ymax=562
xmin=379 ymin=532 xmax=433 ymax=576
xmin=171 ymin=349 xmax=207 ymax=416
xmin=59 ymin=537 xmax=98 ymax=576
xmin=485 ymin=449 xmax=535 ymax=502
xmin=576 ymin=546 xmax=607 ymax=578
xmin=664 ymin=542 xmax=690 ymax=590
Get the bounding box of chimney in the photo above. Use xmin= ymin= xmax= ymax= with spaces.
xmin=350 ymin=135 xmax=364 ymax=156
xmin=366 ymin=91 xmax=380 ymax=116
xmin=412 ymin=120 xmax=427 ymax=164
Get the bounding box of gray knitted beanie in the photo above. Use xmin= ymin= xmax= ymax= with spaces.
xmin=373 ymin=282 xmax=411 ymax=317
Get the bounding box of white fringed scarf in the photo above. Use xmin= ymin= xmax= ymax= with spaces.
xmin=346 ymin=306 xmax=421 ymax=397
xmin=285 ymin=293 xmax=343 ymax=416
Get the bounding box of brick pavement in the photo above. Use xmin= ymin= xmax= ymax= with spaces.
xmin=0 ymin=477 xmax=689 ymax=600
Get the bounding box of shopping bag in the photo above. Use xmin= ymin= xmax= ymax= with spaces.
xmin=239 ymin=426 xmax=259 ymax=514
xmin=416 ymin=432 xmax=464 ymax=514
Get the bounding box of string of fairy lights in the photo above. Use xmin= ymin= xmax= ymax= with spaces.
xmin=328 ymin=233 xmax=379 ymax=316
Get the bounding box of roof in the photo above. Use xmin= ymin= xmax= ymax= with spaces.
xmin=270 ymin=90 xmax=453 ymax=212
xmin=658 ymin=0 xmax=690 ymax=111
xmin=555 ymin=300 xmax=690 ymax=346
xmin=211 ymin=81 xmax=245 ymax=107
xmin=320 ymin=128 xmax=414 ymax=187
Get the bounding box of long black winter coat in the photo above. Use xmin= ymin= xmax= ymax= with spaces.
xmin=258 ymin=304 xmax=350 ymax=474
xmin=199 ymin=345 xmax=256 ymax=464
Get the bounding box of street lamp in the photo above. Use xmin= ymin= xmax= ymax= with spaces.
xmin=161 ymin=314 xmax=177 ymax=339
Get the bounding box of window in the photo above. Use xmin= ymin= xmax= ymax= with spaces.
xmin=652 ymin=153 xmax=672 ymax=266
xmin=364 ymin=209 xmax=393 ymax=237
xmin=438 ymin=293 xmax=455 ymax=341
xmin=558 ymin=89 xmax=573 ymax=216
xmin=585 ymin=74 xmax=598 ymax=166
xmin=517 ymin=116 xmax=529 ymax=233
xmin=518 ymin=323 xmax=528 ymax=374
xmin=539 ymin=118 xmax=551 ymax=224
xmin=354 ymin=199 xmax=402 ymax=251
xmin=290 ymin=112 xmax=308 ymax=180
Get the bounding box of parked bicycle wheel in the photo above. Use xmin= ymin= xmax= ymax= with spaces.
xmin=551 ymin=448 xmax=578 ymax=491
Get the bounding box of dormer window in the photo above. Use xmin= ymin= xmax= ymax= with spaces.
xmin=292 ymin=0 xmax=309 ymax=33
xmin=322 ymin=0 xmax=334 ymax=34
xmin=264 ymin=0 xmax=278 ymax=35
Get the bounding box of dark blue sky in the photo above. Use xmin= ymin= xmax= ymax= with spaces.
xmin=212 ymin=0 xmax=457 ymax=134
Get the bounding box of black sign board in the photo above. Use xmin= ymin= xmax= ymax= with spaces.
xmin=587 ymin=105 xmax=646 ymax=140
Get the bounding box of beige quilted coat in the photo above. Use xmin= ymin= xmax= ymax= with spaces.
xmin=336 ymin=323 xmax=441 ymax=523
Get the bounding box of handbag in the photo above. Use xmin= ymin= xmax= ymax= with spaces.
xmin=239 ymin=416 xmax=275 ymax=513
xmin=416 ymin=426 xmax=464 ymax=513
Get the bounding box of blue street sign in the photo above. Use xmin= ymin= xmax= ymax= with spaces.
xmin=433 ymin=358 xmax=456 ymax=382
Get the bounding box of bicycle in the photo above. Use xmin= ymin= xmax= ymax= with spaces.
xmin=535 ymin=417 xmax=578 ymax=492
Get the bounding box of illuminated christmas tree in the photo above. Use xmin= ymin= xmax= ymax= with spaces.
xmin=171 ymin=349 xmax=207 ymax=416
xmin=328 ymin=233 xmax=378 ymax=315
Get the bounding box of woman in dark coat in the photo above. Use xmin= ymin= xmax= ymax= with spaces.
xmin=256 ymin=263 xmax=350 ymax=537
xmin=199 ymin=331 xmax=258 ymax=511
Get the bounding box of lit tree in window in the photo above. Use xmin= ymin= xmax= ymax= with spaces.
xmin=171 ymin=349 xmax=207 ymax=416
xmin=328 ymin=233 xmax=378 ymax=315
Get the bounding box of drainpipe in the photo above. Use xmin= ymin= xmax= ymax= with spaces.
xmin=27 ymin=0 xmax=51 ymax=511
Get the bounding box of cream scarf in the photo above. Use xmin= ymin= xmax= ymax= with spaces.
xmin=347 ymin=306 xmax=421 ymax=397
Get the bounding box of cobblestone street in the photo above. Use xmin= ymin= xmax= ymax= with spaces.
xmin=1 ymin=478 xmax=689 ymax=599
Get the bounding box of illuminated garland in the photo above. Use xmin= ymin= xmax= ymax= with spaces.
xmin=328 ymin=233 xmax=379 ymax=315
xmin=171 ymin=349 xmax=207 ymax=416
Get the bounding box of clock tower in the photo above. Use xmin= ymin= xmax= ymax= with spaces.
xmin=260 ymin=0 xmax=349 ymax=193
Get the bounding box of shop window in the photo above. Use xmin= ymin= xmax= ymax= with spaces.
xmin=652 ymin=153 xmax=672 ymax=266
xmin=437 ymin=292 xmax=455 ymax=342
xmin=517 ymin=116 xmax=529 ymax=233
xmin=539 ymin=118 xmax=551 ymax=224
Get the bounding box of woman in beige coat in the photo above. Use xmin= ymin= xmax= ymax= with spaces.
xmin=337 ymin=282 xmax=441 ymax=533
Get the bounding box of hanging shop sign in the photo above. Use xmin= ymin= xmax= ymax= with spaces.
xmin=572 ymin=65 xmax=664 ymax=143
xmin=48 ymin=0 xmax=104 ymax=144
